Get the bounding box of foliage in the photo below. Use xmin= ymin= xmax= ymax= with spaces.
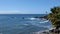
xmin=48 ymin=6 xmax=60 ymax=27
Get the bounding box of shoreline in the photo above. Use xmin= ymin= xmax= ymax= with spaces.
xmin=32 ymin=27 xmax=56 ymax=34
xmin=32 ymin=30 xmax=49 ymax=34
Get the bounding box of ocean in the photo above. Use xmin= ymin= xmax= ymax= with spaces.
xmin=0 ymin=14 xmax=52 ymax=34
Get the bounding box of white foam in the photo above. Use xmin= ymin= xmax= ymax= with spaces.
xmin=26 ymin=18 xmax=36 ymax=20
xmin=39 ymin=20 xmax=49 ymax=23
xmin=30 ymin=18 xmax=36 ymax=20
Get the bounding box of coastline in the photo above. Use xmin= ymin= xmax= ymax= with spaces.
xmin=32 ymin=30 xmax=49 ymax=34
xmin=32 ymin=27 xmax=56 ymax=34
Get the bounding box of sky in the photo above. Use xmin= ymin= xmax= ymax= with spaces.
xmin=0 ymin=0 xmax=60 ymax=14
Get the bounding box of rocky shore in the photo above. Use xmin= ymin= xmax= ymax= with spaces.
xmin=34 ymin=15 xmax=48 ymax=20
xmin=32 ymin=27 xmax=60 ymax=34
xmin=34 ymin=16 xmax=60 ymax=34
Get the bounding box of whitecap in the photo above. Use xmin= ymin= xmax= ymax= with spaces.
xmin=29 ymin=18 xmax=37 ymax=20
xmin=39 ymin=20 xmax=49 ymax=23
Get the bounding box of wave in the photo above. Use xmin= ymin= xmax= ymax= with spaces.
xmin=26 ymin=17 xmax=41 ymax=20
xmin=23 ymin=24 xmax=29 ymax=26
xmin=39 ymin=20 xmax=49 ymax=23
xmin=30 ymin=18 xmax=36 ymax=20
xmin=25 ymin=17 xmax=37 ymax=20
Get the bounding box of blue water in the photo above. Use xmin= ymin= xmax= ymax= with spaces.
xmin=0 ymin=14 xmax=51 ymax=34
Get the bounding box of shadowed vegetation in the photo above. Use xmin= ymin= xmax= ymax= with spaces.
xmin=47 ymin=6 xmax=60 ymax=34
xmin=48 ymin=6 xmax=60 ymax=27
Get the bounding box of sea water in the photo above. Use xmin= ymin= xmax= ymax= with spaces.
xmin=0 ymin=14 xmax=51 ymax=34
